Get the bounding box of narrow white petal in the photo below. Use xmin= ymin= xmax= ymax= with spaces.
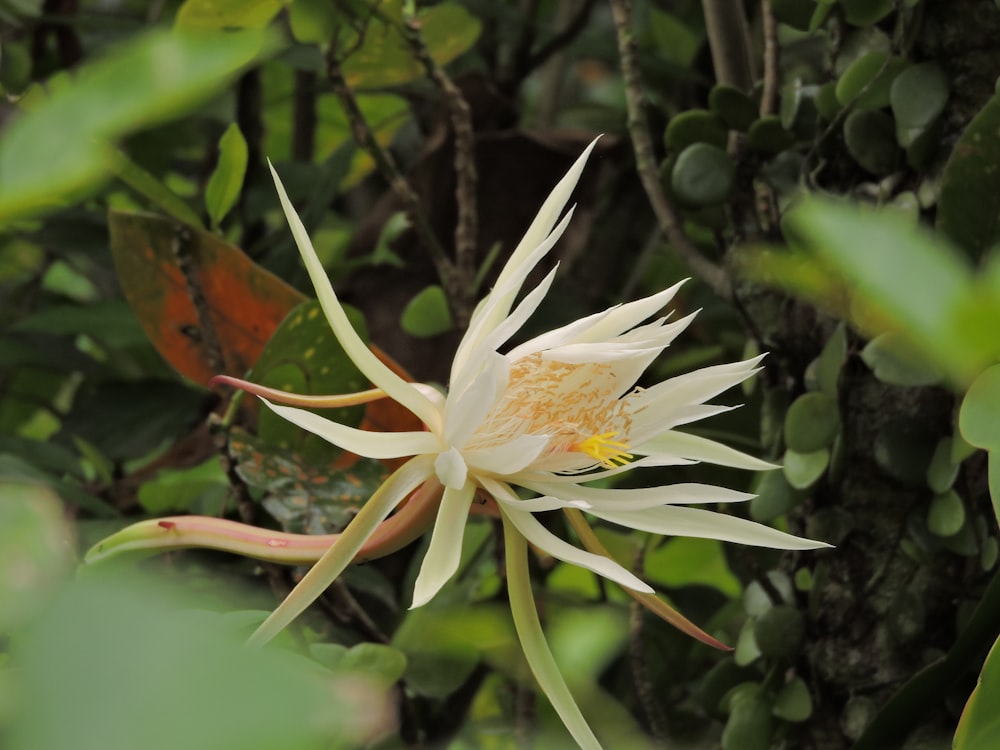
xmin=635 ymin=430 xmax=779 ymax=471
xmin=410 ymin=481 xmax=477 ymax=608
xmin=591 ymin=505 xmax=830 ymax=550
xmin=501 ymin=504 xmax=654 ymax=593
xmin=521 ymin=480 xmax=755 ymax=511
xmin=261 ymin=399 xmax=439 ymax=458
xmin=476 ymin=264 xmax=559 ymax=357
xmin=480 ymin=477 xmax=590 ymax=511
xmin=268 ymin=162 xmax=442 ymax=432
xmin=434 ymin=446 xmax=468 ymax=490
xmin=444 ymin=352 xmax=509 ymax=447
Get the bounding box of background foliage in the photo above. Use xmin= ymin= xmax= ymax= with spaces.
xmin=2 ymin=0 xmax=1000 ymax=748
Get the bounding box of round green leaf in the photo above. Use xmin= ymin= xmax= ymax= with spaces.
xmin=860 ymin=332 xmax=943 ymax=386
xmin=815 ymin=82 xmax=841 ymax=121
xmin=840 ymin=0 xmax=894 ymax=26
xmin=927 ymin=490 xmax=966 ymax=538
xmin=695 ymin=659 xmax=759 ymax=718
xmin=960 ymin=364 xmax=1000 ymax=450
xmin=754 ymin=605 xmax=805 ymax=658
xmin=784 ymin=392 xmax=840 ymax=453
xmin=783 ymin=448 xmax=830 ymax=490
xmin=664 ymin=109 xmax=729 ymax=151
xmin=709 ymin=85 xmax=758 ymax=131
xmin=400 ymin=284 xmax=454 ymax=338
xmin=722 ymin=683 xmax=773 ymax=750
xmin=926 ymin=438 xmax=960 ymax=494
xmin=747 ymin=115 xmax=797 ymax=153
xmin=750 ymin=469 xmax=807 ymax=522
xmin=890 ymin=63 xmax=949 ymax=131
xmin=874 ymin=419 xmax=938 ymax=486
xmin=843 ymin=109 xmax=898 ymax=176
xmin=773 ymin=677 xmax=814 ymax=722
xmin=671 ymin=143 xmax=735 ymax=206
xmin=836 ymin=53 xmax=908 ymax=111
xmin=734 ymin=620 xmax=762 ymax=667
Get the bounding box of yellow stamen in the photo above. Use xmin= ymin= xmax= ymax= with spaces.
xmin=574 ymin=432 xmax=633 ymax=468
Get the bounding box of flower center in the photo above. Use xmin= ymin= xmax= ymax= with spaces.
xmin=467 ymin=353 xmax=632 ymax=469
xmin=574 ymin=432 xmax=633 ymax=468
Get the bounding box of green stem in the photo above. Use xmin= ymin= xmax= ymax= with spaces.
xmin=501 ymin=513 xmax=603 ymax=750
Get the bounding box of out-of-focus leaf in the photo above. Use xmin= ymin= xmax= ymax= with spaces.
xmin=937 ymin=92 xmax=1000 ymax=257
xmin=229 ymin=428 xmax=388 ymax=534
xmin=784 ymin=392 xmax=840 ymax=453
xmin=205 ymin=123 xmax=248 ymax=228
xmin=773 ymin=677 xmax=813 ymax=722
xmin=0 ymin=481 xmax=72 ymax=631
xmin=107 ymin=149 xmax=205 ymax=228
xmin=861 ymin=332 xmax=944 ymax=386
xmin=174 ymin=0 xmax=285 ymax=30
xmin=0 ymin=30 xmax=270 ymax=224
xmin=7 ymin=572 xmax=392 ymax=750
xmin=311 ymin=642 xmax=408 ymax=689
xmin=10 ymin=299 xmax=150 ymax=350
xmin=0 ymin=453 xmax=117 ymax=516
xmin=340 ymin=2 xmax=481 ymax=89
xmin=955 ymin=635 xmax=1000 ymax=750
xmin=137 ymin=458 xmax=229 ymax=515
xmin=108 ymin=210 xmax=305 ymax=385
xmin=783 ymin=448 xmax=829 ymax=489
xmin=59 ymin=380 xmax=206 ymax=462
xmin=289 ymin=0 xmax=341 ymax=45
xmin=780 ymin=199 xmax=996 ymax=385
xmin=644 ymin=537 xmax=741 ymax=597
xmin=960 ymin=365 xmax=1000 ymax=451
xmin=400 ymin=285 xmax=454 ymax=338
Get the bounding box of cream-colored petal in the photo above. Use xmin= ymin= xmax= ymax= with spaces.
xmin=464 ymin=433 xmax=551 ymax=476
xmin=261 ymin=399 xmax=440 ymax=459
xmin=520 ymin=480 xmax=755 ymax=511
xmin=501 ymin=504 xmax=654 ymax=593
xmin=634 ymin=430 xmax=779 ymax=471
xmin=268 ymin=162 xmax=442 ymax=433
xmin=434 ymin=446 xmax=468 ymax=490
xmin=410 ymin=481 xmax=477 ymax=608
xmin=590 ymin=505 xmax=831 ymax=550
xmin=444 ymin=352 xmax=509 ymax=447
xmin=480 ymin=477 xmax=590 ymax=511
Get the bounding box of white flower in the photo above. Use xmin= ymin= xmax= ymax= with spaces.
xmin=234 ymin=139 xmax=827 ymax=748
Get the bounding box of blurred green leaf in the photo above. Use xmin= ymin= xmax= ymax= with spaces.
xmin=861 ymin=332 xmax=944 ymax=387
xmin=955 ymin=635 xmax=1000 ymax=750
xmin=205 ymin=123 xmax=248 ymax=228
xmin=0 ymin=29 xmax=271 ymax=224
xmin=937 ymin=91 xmax=1000 ymax=257
xmin=671 ymin=143 xmax=735 ymax=207
xmin=784 ymin=392 xmax=839 ymax=453
xmin=773 ymin=677 xmax=813 ymax=722
xmin=108 ymin=149 xmax=205 ymax=228
xmin=400 ymin=285 xmax=454 ymax=338
xmin=174 ymin=0 xmax=285 ymax=30
xmin=0 ymin=481 xmax=72 ymax=631
xmin=835 ymin=52 xmax=907 ymax=111
xmin=783 ymin=448 xmax=829 ymax=490
xmin=6 ymin=572 xmax=391 ymax=750
xmin=644 ymin=537 xmax=742 ymax=597
xmin=137 ymin=458 xmax=228 ymax=515
xmin=960 ymin=365 xmax=1000 ymax=450
xmin=926 ymin=490 xmax=966 ymax=538
xmin=722 ymin=682 xmax=772 ymax=750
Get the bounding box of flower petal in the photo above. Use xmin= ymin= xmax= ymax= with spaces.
xmin=634 ymin=430 xmax=779 ymax=471
xmin=520 ymin=480 xmax=755 ymax=511
xmin=268 ymin=161 xmax=442 ymax=433
xmin=248 ymin=454 xmax=436 ymax=647
xmin=410 ymin=481 xmax=477 ymax=608
xmin=444 ymin=352 xmax=509 ymax=447
xmin=434 ymin=446 xmax=468 ymax=490
xmin=261 ymin=398 xmax=440 ymax=459
xmin=488 ymin=481 xmax=653 ymax=593
xmin=464 ymin=433 xmax=551 ymax=476
xmin=590 ymin=505 xmax=831 ymax=550
xmin=501 ymin=515 xmax=603 ymax=750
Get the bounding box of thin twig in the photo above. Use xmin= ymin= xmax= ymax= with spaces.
xmin=608 ymin=0 xmax=733 ymax=301
xmin=629 ymin=546 xmax=670 ymax=744
xmin=760 ymin=0 xmax=780 ymax=117
xmin=326 ymin=50 xmax=453 ymax=283
xmin=522 ymin=0 xmax=598 ymax=78
xmin=400 ymin=11 xmax=479 ymax=327
xmin=701 ymin=0 xmax=756 ymax=91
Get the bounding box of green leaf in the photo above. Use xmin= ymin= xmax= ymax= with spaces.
xmin=205 ymin=123 xmax=248 ymax=228
xmin=938 ymin=92 xmax=1000 ymax=256
xmin=664 ymin=109 xmax=729 ymax=151
xmin=784 ymin=392 xmax=840 ymax=453
xmin=0 ymin=481 xmax=72 ymax=631
xmin=860 ymin=332 xmax=943 ymax=386
xmin=734 ymin=620 xmax=762 ymax=667
xmin=960 ymin=365 xmax=1000 ymax=450
xmin=0 ymin=29 xmax=270 ymax=224
xmin=174 ymin=0 xmax=285 ymax=30
xmin=746 ymin=116 xmax=796 ymax=153
xmin=926 ymin=438 xmax=961 ymax=494
xmin=107 ymin=149 xmax=205 ymax=228
xmin=248 ymin=300 xmax=371 ymax=464
xmin=330 ymin=642 xmax=408 ymax=688
xmin=890 ymin=63 xmax=949 ymax=133
xmin=340 ymin=1 xmax=481 ymax=89
xmin=709 ymin=85 xmax=758 ymax=131
xmin=671 ymin=143 xmax=735 ymax=207
xmin=815 ymin=322 xmax=847 ymax=396
xmin=289 ymin=0 xmax=341 ymax=44
xmin=955 ymin=635 xmax=1000 ymax=750
xmin=722 ymin=683 xmax=773 ymax=750
xmin=835 ymin=53 xmax=908 ymax=111
xmin=783 ymin=448 xmax=829 ymax=490
xmin=843 ymin=109 xmax=898 ymax=175
xmin=400 ymin=285 xmax=454 ymax=338
xmin=783 ymin=199 xmax=995 ymax=385
xmin=773 ymin=677 xmax=814 ymax=722
xmin=644 ymin=537 xmax=741 ymax=596
xmin=750 ymin=470 xmax=807 ymax=522
xmin=136 ymin=458 xmax=229 ymax=515
xmin=753 ymin=605 xmax=805 ymax=658
xmin=840 ymin=0 xmax=894 ymax=26
xmin=927 ymin=490 xmax=966 ymax=538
